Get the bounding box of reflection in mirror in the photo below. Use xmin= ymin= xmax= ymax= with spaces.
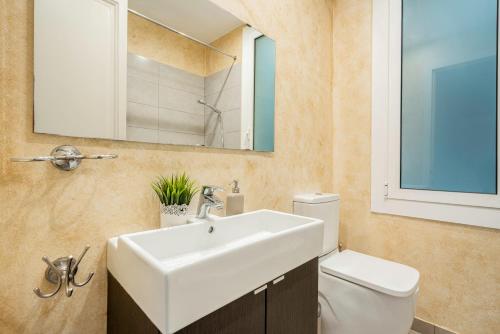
xmin=34 ymin=0 xmax=276 ymax=151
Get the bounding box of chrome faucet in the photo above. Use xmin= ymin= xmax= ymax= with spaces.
xmin=196 ymin=185 xmax=224 ymax=219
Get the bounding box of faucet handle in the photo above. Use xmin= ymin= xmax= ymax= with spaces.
xmin=201 ymin=185 xmax=224 ymax=196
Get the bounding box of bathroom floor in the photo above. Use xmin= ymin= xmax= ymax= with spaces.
xmin=409 ymin=331 xmax=421 ymax=334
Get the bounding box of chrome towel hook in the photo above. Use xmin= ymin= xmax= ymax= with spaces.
xmin=34 ymin=245 xmax=94 ymax=299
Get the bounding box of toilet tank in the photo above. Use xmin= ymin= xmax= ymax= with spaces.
xmin=293 ymin=193 xmax=340 ymax=256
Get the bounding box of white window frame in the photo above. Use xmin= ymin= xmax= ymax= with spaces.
xmin=371 ymin=0 xmax=500 ymax=229
xmin=241 ymin=26 xmax=263 ymax=150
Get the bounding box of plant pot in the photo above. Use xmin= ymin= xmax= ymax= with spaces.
xmin=160 ymin=204 xmax=193 ymax=228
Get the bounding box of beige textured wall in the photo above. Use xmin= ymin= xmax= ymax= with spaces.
xmin=128 ymin=12 xmax=207 ymax=76
xmin=331 ymin=1 xmax=500 ymax=334
xmin=205 ymin=25 xmax=244 ymax=75
xmin=0 ymin=0 xmax=333 ymax=333
xmin=129 ymin=12 xmax=244 ymax=77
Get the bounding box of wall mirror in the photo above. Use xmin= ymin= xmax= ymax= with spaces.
xmin=34 ymin=0 xmax=276 ymax=151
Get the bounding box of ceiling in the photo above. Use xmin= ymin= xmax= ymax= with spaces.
xmin=128 ymin=0 xmax=244 ymax=44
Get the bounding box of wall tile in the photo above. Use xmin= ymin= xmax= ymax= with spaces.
xmin=128 ymin=52 xmax=160 ymax=80
xmin=159 ymin=85 xmax=204 ymax=115
xmin=204 ymin=111 xmax=222 ymax=136
xmin=159 ymin=63 xmax=204 ymax=95
xmin=127 ymin=102 xmax=158 ymax=129
xmin=224 ymin=131 xmax=242 ymax=149
xmin=158 ymin=108 xmax=204 ymax=135
xmin=205 ymin=126 xmax=223 ymax=148
xmin=205 ymin=85 xmax=241 ymax=111
xmin=204 ymin=108 xmax=241 ymax=134
xmin=222 ymin=109 xmax=241 ymax=133
xmin=126 ymin=126 xmax=158 ymax=143
xmin=127 ymin=75 xmax=158 ymax=106
xmin=204 ymin=63 xmax=242 ymax=95
xmin=158 ymin=130 xmax=204 ymax=146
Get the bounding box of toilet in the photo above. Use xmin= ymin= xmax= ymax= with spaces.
xmin=293 ymin=193 xmax=420 ymax=334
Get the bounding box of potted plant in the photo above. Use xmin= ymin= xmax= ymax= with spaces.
xmin=152 ymin=173 xmax=199 ymax=227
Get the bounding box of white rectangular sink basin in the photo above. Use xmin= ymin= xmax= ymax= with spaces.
xmin=107 ymin=209 xmax=323 ymax=334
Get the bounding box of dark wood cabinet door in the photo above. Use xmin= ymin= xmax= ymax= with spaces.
xmin=266 ymin=258 xmax=318 ymax=334
xmin=107 ymin=272 xmax=160 ymax=334
xmin=176 ymin=289 xmax=266 ymax=334
xmin=108 ymin=271 xmax=265 ymax=334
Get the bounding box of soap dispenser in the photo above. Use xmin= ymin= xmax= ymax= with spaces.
xmin=226 ymin=180 xmax=244 ymax=216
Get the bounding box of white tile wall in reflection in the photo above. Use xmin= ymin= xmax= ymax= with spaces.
xmin=127 ymin=53 xmax=242 ymax=149
xmin=204 ymin=63 xmax=242 ymax=149
xmin=127 ymin=53 xmax=205 ymax=144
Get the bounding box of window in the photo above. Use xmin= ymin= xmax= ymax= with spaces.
xmin=372 ymin=0 xmax=500 ymax=229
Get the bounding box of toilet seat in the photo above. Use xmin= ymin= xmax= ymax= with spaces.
xmin=320 ymin=250 xmax=420 ymax=297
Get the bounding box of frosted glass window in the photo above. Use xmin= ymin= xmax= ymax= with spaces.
xmin=253 ymin=35 xmax=276 ymax=152
xmin=401 ymin=0 xmax=498 ymax=194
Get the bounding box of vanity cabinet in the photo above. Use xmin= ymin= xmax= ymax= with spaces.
xmin=107 ymin=258 xmax=318 ymax=334
xmin=266 ymin=258 xmax=318 ymax=334
xmin=175 ymin=289 xmax=266 ymax=334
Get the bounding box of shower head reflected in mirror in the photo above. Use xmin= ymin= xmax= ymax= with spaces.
xmin=198 ymin=99 xmax=224 ymax=148
xmin=197 ymin=99 xmax=222 ymax=115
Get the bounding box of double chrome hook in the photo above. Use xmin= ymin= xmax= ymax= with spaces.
xmin=33 ymin=245 xmax=94 ymax=298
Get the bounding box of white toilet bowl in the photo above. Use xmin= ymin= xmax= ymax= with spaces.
xmin=318 ymin=250 xmax=419 ymax=334
xmin=293 ymin=193 xmax=420 ymax=334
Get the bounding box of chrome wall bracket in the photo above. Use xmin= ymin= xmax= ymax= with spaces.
xmin=11 ymin=145 xmax=117 ymax=171
xmin=34 ymin=245 xmax=94 ymax=298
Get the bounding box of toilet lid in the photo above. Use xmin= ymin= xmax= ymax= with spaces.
xmin=320 ymin=250 xmax=420 ymax=297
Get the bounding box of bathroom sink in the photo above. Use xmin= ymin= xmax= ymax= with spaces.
xmin=107 ymin=209 xmax=323 ymax=334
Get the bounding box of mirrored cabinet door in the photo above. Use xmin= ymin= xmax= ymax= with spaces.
xmin=34 ymin=0 xmax=127 ymax=140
